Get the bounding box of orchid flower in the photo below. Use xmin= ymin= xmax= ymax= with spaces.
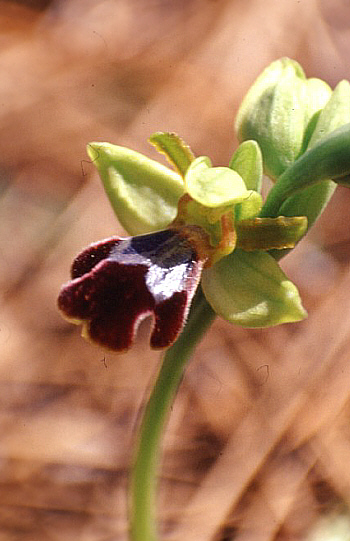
xmin=58 ymin=133 xmax=309 ymax=352
xmin=58 ymin=59 xmax=350 ymax=355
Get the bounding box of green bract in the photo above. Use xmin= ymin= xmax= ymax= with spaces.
xmin=235 ymin=57 xmax=350 ymax=260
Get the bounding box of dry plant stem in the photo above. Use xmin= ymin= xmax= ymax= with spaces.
xmin=130 ymin=288 xmax=216 ymax=541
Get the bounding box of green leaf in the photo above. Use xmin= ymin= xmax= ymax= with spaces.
xmin=185 ymin=156 xmax=250 ymax=208
xmin=236 ymin=216 xmax=307 ymax=251
xmin=149 ymin=132 xmax=195 ymax=178
xmin=87 ymin=142 xmax=185 ymax=235
xmin=229 ymin=140 xmax=263 ymax=192
xmin=201 ymin=249 xmax=307 ymax=327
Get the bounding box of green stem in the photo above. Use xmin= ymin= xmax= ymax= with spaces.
xmin=130 ymin=288 xmax=215 ymax=541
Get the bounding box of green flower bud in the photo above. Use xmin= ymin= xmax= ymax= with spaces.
xmin=235 ymin=58 xmax=332 ymax=180
xmin=260 ymin=78 xmax=350 ymax=243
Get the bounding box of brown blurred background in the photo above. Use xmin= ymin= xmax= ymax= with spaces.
xmin=2 ymin=0 xmax=350 ymax=539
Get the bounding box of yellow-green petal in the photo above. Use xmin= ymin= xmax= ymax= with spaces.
xmin=201 ymin=249 xmax=307 ymax=327
xmin=87 ymin=142 xmax=185 ymax=235
xmin=149 ymin=132 xmax=195 ymax=178
xmin=236 ymin=216 xmax=307 ymax=251
xmin=185 ymin=157 xmax=250 ymax=208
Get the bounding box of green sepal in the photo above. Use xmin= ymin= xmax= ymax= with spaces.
xmin=201 ymin=249 xmax=307 ymax=328
xmin=235 ymin=58 xmax=332 ymax=181
xmin=185 ymin=156 xmax=251 ymax=208
xmin=236 ymin=216 xmax=307 ymax=251
xmin=229 ymin=140 xmax=263 ymax=192
xmin=148 ymin=132 xmax=195 ymax=178
xmin=87 ymin=142 xmax=185 ymax=235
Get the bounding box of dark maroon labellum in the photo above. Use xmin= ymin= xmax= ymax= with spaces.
xmin=58 ymin=229 xmax=205 ymax=352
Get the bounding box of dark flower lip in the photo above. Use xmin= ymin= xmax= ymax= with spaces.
xmin=58 ymin=227 xmax=208 ymax=352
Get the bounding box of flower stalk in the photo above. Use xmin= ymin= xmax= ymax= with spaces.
xmin=130 ymin=289 xmax=215 ymax=541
